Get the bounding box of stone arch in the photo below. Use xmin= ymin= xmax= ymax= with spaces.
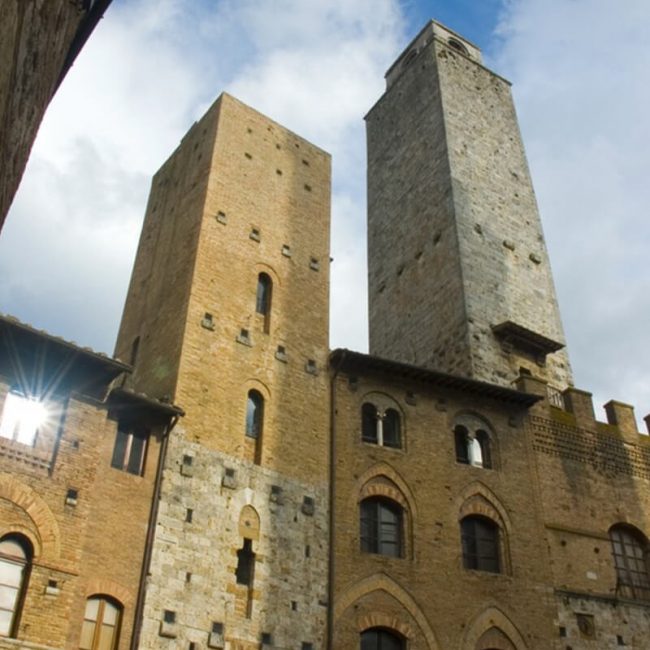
xmin=85 ymin=578 xmax=133 ymax=607
xmin=242 ymin=377 xmax=271 ymax=401
xmin=357 ymin=612 xmax=413 ymax=639
xmin=238 ymin=505 xmax=261 ymax=541
xmin=460 ymin=606 xmax=527 ymax=650
xmin=0 ymin=473 xmax=60 ymax=561
xmin=253 ymin=262 xmax=281 ymax=289
xmin=355 ymin=462 xmax=417 ymax=519
xmin=335 ymin=572 xmax=440 ymax=650
xmin=457 ymin=482 xmax=512 ymax=574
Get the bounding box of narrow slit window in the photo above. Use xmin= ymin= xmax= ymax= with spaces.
xmin=245 ymin=391 xmax=264 ymax=440
xmin=235 ymin=538 xmax=255 ymax=586
xmin=256 ymin=273 xmax=272 ymax=333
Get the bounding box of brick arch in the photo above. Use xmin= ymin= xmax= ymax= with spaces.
xmin=334 ymin=572 xmax=440 ymax=650
xmin=355 ymin=462 xmax=418 ymax=518
xmin=0 ymin=472 xmax=60 ymax=561
xmin=85 ymin=578 xmax=133 ymax=607
xmin=457 ymin=482 xmax=511 ymax=536
xmin=357 ymin=612 xmax=413 ymax=639
xmin=460 ymin=606 xmax=527 ymax=650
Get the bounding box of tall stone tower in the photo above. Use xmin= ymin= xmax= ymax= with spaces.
xmin=366 ymin=21 xmax=573 ymax=391
xmin=115 ymin=94 xmax=331 ymax=649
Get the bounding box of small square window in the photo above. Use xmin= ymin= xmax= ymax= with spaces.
xmin=216 ymin=211 xmax=227 ymax=224
xmin=261 ymin=632 xmax=273 ymax=645
xmin=65 ymin=488 xmax=78 ymax=506
xmin=250 ymin=228 xmax=261 ymax=242
xmin=281 ymin=244 xmax=292 ymax=257
xmin=309 ymin=257 xmax=320 ymax=271
xmin=163 ymin=610 xmax=176 ymax=624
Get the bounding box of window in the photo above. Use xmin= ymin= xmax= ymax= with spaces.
xmin=447 ymin=38 xmax=469 ymax=56
xmin=256 ymin=273 xmax=272 ymax=332
xmin=454 ymin=424 xmax=492 ymax=469
xmin=0 ymin=535 xmax=32 ymax=637
xmin=79 ymin=596 xmax=121 ymax=649
xmin=235 ymin=539 xmax=255 ymax=586
xmin=361 ymin=403 xmax=401 ymax=449
xmin=461 ymin=516 xmax=500 ymax=573
xmin=383 ymin=409 xmax=401 ymax=448
xmin=245 ymin=391 xmax=264 ymax=439
xmin=609 ymin=525 xmax=650 ymax=600
xmin=111 ymin=425 xmax=147 ymax=475
xmin=362 ymin=403 xmax=378 ymax=443
xmin=360 ymin=498 xmax=403 ymax=558
xmin=361 ymin=628 xmax=405 ymax=650
xmin=0 ymin=392 xmax=46 ymax=446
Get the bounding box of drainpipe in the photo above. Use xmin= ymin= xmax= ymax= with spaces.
xmin=130 ymin=412 xmax=180 ymax=650
xmin=327 ymin=350 xmax=346 ymax=650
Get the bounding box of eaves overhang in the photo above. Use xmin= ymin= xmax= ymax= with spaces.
xmin=329 ymin=348 xmax=541 ymax=407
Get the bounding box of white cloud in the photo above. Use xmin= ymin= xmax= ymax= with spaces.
xmin=1 ymin=0 xmax=648 ymax=425
xmin=494 ymin=0 xmax=650 ymax=420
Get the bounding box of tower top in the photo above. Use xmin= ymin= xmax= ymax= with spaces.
xmin=385 ymin=20 xmax=482 ymax=89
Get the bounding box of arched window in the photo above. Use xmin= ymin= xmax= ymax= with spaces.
xmin=383 ymin=409 xmax=401 ymax=448
xmin=0 ymin=535 xmax=32 ymax=637
xmin=256 ymin=273 xmax=272 ymax=332
xmin=455 ymin=425 xmax=470 ymax=464
xmin=609 ymin=525 xmax=650 ymax=600
xmin=360 ymin=498 xmax=403 ymax=558
xmin=361 ymin=402 xmax=402 ymax=449
xmin=361 ymin=403 xmax=378 ymax=443
xmin=447 ymin=38 xmax=469 ymax=56
xmin=245 ymin=390 xmax=264 ymax=439
xmin=461 ymin=515 xmax=500 ymax=573
xmin=454 ymin=421 xmax=492 ymax=469
xmin=361 ymin=628 xmax=405 ymax=650
xmin=79 ymin=596 xmax=122 ymax=650
xmin=475 ymin=430 xmax=491 ymax=468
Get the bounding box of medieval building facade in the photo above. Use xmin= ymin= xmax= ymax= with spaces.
xmin=1 ymin=19 xmax=650 ymax=650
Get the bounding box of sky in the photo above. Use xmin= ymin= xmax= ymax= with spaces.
xmin=1 ymin=0 xmax=648 ymax=425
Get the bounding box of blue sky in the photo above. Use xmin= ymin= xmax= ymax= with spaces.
xmin=1 ymin=0 xmax=649 ymax=424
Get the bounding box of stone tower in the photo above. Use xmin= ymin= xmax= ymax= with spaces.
xmin=366 ymin=21 xmax=573 ymax=391
xmin=115 ymin=94 xmax=331 ymax=649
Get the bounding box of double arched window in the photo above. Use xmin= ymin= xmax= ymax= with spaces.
xmin=361 ymin=403 xmax=401 ymax=449
xmin=361 ymin=628 xmax=405 ymax=650
xmin=454 ymin=415 xmax=493 ymax=469
xmin=360 ymin=497 xmax=403 ymax=558
xmin=79 ymin=595 xmax=122 ymax=650
xmin=460 ymin=515 xmax=500 ymax=573
xmin=0 ymin=534 xmax=32 ymax=637
xmin=609 ymin=524 xmax=650 ymax=600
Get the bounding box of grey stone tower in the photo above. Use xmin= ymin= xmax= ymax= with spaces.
xmin=366 ymin=21 xmax=573 ymax=391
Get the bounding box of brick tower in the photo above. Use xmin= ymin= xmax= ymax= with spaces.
xmin=115 ymin=94 xmax=331 ymax=649
xmin=366 ymin=21 xmax=573 ymax=391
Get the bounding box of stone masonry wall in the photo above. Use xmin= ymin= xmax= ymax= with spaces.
xmin=139 ymin=432 xmax=328 ymax=650
xmin=366 ymin=29 xmax=573 ymax=391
